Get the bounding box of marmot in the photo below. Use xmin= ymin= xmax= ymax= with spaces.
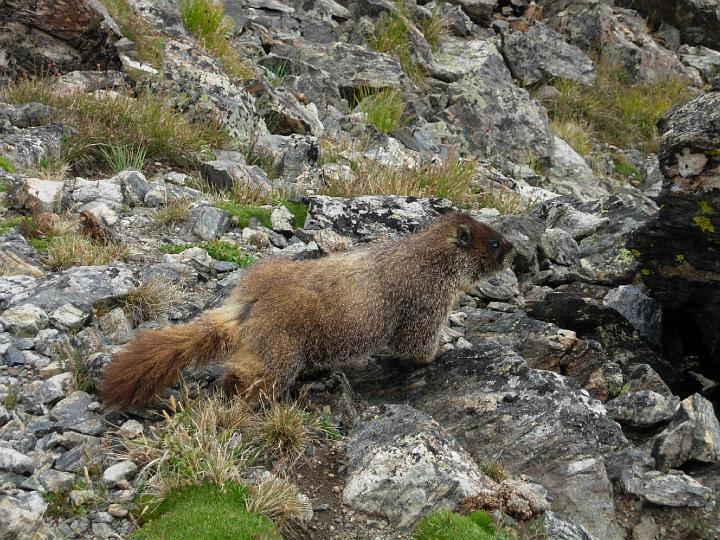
xmin=98 ymin=212 xmax=514 ymax=409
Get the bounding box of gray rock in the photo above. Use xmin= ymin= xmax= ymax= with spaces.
xmin=347 ymin=343 xmax=628 ymax=539
xmin=112 ymin=170 xmax=150 ymax=207
xmin=546 ymin=203 xmax=610 ymax=240
xmin=187 ymin=206 xmax=229 ymax=241
xmin=200 ymin=159 xmax=273 ymax=194
xmin=49 ymin=303 xmax=88 ymax=333
xmin=0 ymin=124 xmax=73 ymax=170
xmin=445 ymin=0 xmax=495 ymax=23
xmin=543 ymin=511 xmax=598 ymax=540
xmin=539 ymin=228 xmax=581 ymax=267
xmin=50 ymin=391 xmax=105 ymax=436
xmin=603 ymin=285 xmax=662 ymax=346
xmin=24 ymin=372 xmax=72 ymax=406
xmin=9 ymin=265 xmax=136 ymax=313
xmin=69 ymin=177 xmax=124 ymax=207
xmin=102 ymin=460 xmax=138 ymax=486
xmin=254 ymin=134 xmax=318 ymax=183
xmin=502 ymin=21 xmax=596 ymax=86
xmin=21 ymin=469 xmax=75 ymax=494
xmin=0 ymin=490 xmax=50 ymax=540
xmin=545 ymin=137 xmax=608 ymax=202
xmin=8 ymin=177 xmax=64 ymax=213
xmin=652 ymin=393 xmax=720 ymax=470
xmin=143 ymin=182 xmax=203 ymax=207
xmin=255 ymin=84 xmax=324 ymax=136
xmin=0 ymin=304 xmax=48 ymax=337
xmin=343 ymin=404 xmax=493 ymax=528
xmin=0 ymin=447 xmax=35 ymax=475
xmin=472 ymin=268 xmax=519 ymax=301
xmin=0 ymin=103 xmax=57 ymax=129
xmin=0 ymin=404 xmax=9 ymax=426
xmin=158 ymin=38 xmax=266 ymax=146
xmin=623 ymin=470 xmax=713 ymax=508
xmin=679 ymin=45 xmax=720 ymax=81
xmin=605 ymin=390 xmax=679 ymax=428
xmin=99 ymin=307 xmax=133 ymax=345
xmin=304 ymin=195 xmax=454 ymax=242
xmin=434 ymin=38 xmax=553 ymax=163
xmin=271 ymin=205 xmax=295 ymax=235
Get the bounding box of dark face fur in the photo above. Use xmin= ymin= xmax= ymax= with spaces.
xmin=450 ymin=215 xmax=514 ymax=283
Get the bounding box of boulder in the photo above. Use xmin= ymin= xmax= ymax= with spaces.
xmin=343 ymin=404 xmax=494 ymax=528
xmin=630 ymin=86 xmax=720 ymax=387
xmin=0 ymin=0 xmax=121 ymax=77
xmin=434 ymin=38 xmax=553 ymax=163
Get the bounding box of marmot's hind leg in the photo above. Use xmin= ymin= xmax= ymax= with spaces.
xmin=220 ymin=347 xmax=303 ymax=401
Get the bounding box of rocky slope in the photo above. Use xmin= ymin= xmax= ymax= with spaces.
xmin=1 ymin=0 xmax=720 ymax=539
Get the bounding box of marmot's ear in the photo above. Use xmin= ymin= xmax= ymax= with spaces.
xmin=456 ymin=224 xmax=473 ymax=247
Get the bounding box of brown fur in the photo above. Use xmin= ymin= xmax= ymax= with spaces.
xmin=97 ymin=212 xmax=514 ymax=409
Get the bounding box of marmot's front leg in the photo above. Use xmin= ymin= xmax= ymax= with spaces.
xmin=390 ymin=322 xmax=442 ymax=366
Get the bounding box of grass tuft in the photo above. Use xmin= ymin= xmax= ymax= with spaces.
xmin=179 ymin=0 xmax=254 ymax=81
xmin=419 ymin=6 xmax=452 ymax=52
xmin=257 ymin=401 xmax=310 ymax=459
xmin=99 ymin=0 xmax=165 ymax=67
xmin=0 ymin=156 xmax=16 ymax=173
xmin=480 ymin=460 xmax=509 ymax=482
xmin=46 ymin=234 xmax=128 ymax=270
xmin=99 ymin=144 xmax=147 ymax=174
xmin=100 ymin=277 xmax=185 ymax=326
xmin=357 ymin=87 xmax=406 ymax=133
xmin=550 ymin=118 xmax=593 ymax=157
xmin=245 ymin=476 xmax=311 ymax=529
xmin=153 ymin=198 xmax=192 ymax=225
xmin=215 ymin=202 xmax=272 ymax=228
xmin=541 ymin=63 xmax=695 ymax=151
xmin=368 ymin=6 xmax=427 ymax=84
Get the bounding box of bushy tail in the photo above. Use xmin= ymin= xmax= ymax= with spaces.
xmin=97 ymin=307 xmax=242 ymax=409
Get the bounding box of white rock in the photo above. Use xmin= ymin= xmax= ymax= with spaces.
xmin=49 ymin=303 xmax=88 ymax=332
xmin=0 ymin=304 xmax=48 ymax=337
xmin=103 ymin=461 xmax=138 ymax=485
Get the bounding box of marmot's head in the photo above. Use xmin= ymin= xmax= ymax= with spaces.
xmin=435 ymin=212 xmax=514 ymax=286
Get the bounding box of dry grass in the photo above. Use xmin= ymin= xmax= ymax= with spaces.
xmin=0 ymin=81 xmax=231 ymax=170
xmin=45 ymin=234 xmax=129 ymax=270
xmin=153 ymin=198 xmax=192 ymax=225
xmin=419 ymin=6 xmax=452 ymax=52
xmin=101 ymin=277 xmax=185 ymax=326
xmin=245 ymin=476 xmax=311 ymax=529
xmin=99 ymin=0 xmax=165 ymax=67
xmin=257 ymin=401 xmax=310 ymax=459
xmin=549 ymin=118 xmax=593 ymax=157
xmin=24 ymin=158 xmax=71 ymax=180
xmin=540 ymin=63 xmax=695 ymax=151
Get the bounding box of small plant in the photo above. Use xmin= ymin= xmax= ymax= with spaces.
xmin=98 ymin=144 xmax=147 ymax=174
xmin=414 ymin=510 xmax=513 ymax=540
xmin=245 ymin=476 xmax=311 ymax=529
xmin=0 ymin=217 xmax=25 ymax=235
xmin=0 ymin=77 xmax=56 ymax=105
xmin=157 ymin=242 xmax=195 ymax=255
xmin=357 ymin=87 xmax=406 ymax=133
xmin=45 ymin=234 xmax=128 ymax=270
xmin=419 ymin=6 xmax=451 ymax=52
xmin=3 ymin=392 xmax=18 ymax=410
xmin=480 ymin=460 xmax=509 ymax=482
xmin=201 ymin=240 xmax=255 ymax=267
xmin=99 ymin=0 xmax=165 ymax=67
xmin=180 ymin=0 xmax=227 ymax=38
xmin=257 ymin=401 xmax=310 ymax=459
xmin=550 ymin=118 xmax=592 ymax=157
xmin=0 ymin=156 xmax=16 ymax=172
xmin=280 ymin=200 xmax=308 ymax=228
xmin=133 ymin=483 xmax=281 ymax=540
xmin=611 ymin=153 xmax=642 ymax=182
xmin=215 ymin=202 xmax=273 ymax=228
xmin=264 ymin=62 xmax=287 ymax=88
xmin=57 ymin=340 xmax=95 ymax=393
xmin=100 ymin=277 xmax=185 ymax=326
xmin=541 ymin=63 xmax=695 ymax=151
xmin=367 ymin=6 xmax=427 ymax=84
xmin=179 ymin=0 xmax=254 ymax=81
xmin=153 ymin=198 xmax=192 ymax=225
xmin=26 ymin=157 xmax=70 ymax=180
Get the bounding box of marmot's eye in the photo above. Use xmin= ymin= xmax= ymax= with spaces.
xmin=487 ymin=239 xmax=500 ymax=250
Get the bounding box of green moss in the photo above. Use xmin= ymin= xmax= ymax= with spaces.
xmin=157 ymin=243 xmax=195 ymax=255
xmin=414 ymin=510 xmax=512 ymax=540
xmin=28 ymin=238 xmax=49 ymax=251
xmin=641 ymin=268 xmax=654 ymax=276
xmin=615 ymin=247 xmax=636 ymax=265
xmin=216 ymin=202 xmax=272 ymax=229
xmin=201 ymin=240 xmax=254 ymax=267
xmin=698 ymin=200 xmax=713 ymax=214
xmin=0 ymin=217 xmax=25 ymax=235
xmin=630 ymin=248 xmax=641 ymax=257
xmin=3 ymin=393 xmax=18 ymax=410
xmin=693 ymin=215 xmax=716 ymax=234
xmin=132 ymin=483 xmax=280 ymax=540
xmin=0 ymin=156 xmax=15 ymax=172
xmin=611 ymin=154 xmax=641 ymax=182
xmin=281 ymin=200 xmax=308 ymax=228
xmin=675 ymin=254 xmax=685 ymax=263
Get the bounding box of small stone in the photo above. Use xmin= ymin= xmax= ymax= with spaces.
xmin=108 ymin=503 xmax=128 ymax=518
xmin=49 ymin=303 xmax=88 ymax=332
xmin=117 ymin=419 xmax=143 ymax=439
xmin=103 ymin=460 xmax=138 ymax=486
xmin=21 ymin=469 xmax=75 ymax=494
xmin=50 ymin=391 xmax=105 ymax=436
xmin=69 ymin=489 xmax=96 ymax=507
xmin=99 ymin=307 xmax=133 ymax=345
xmin=271 ymin=205 xmax=295 ymax=235
xmin=0 ymin=447 xmax=35 ymax=475
xmin=0 ymin=304 xmax=48 ymax=337
xmin=606 ymin=391 xmax=679 ymax=428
